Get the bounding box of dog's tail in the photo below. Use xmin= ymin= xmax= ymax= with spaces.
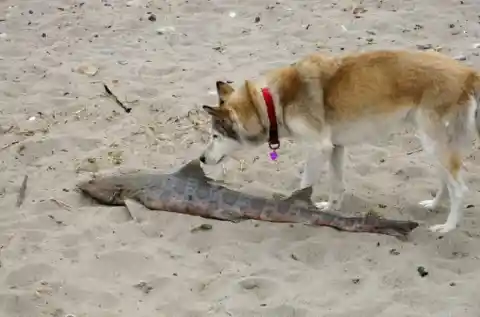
xmin=474 ymin=72 xmax=480 ymax=136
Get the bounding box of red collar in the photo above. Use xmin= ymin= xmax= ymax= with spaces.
xmin=261 ymin=87 xmax=280 ymax=152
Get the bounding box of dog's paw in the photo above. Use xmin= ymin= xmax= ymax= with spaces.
xmin=419 ymin=199 xmax=437 ymax=211
xmin=429 ymin=223 xmax=456 ymax=233
xmin=314 ymin=201 xmax=333 ymax=212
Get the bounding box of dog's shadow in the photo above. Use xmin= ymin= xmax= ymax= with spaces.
xmin=402 ymin=202 xmax=448 ymax=223
xmin=311 ymin=193 xmax=382 ymax=217
xmin=323 ymin=193 xmax=441 ymax=224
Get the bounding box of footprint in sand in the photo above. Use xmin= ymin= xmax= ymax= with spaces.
xmin=16 ymin=137 xmax=100 ymax=165
xmin=260 ymin=304 xmax=309 ymax=317
xmin=5 ymin=263 xmax=54 ymax=288
xmin=1 ymin=292 xmax=42 ymax=317
xmin=89 ymin=250 xmax=154 ymax=278
xmin=287 ymin=241 xmax=329 ymax=267
xmin=237 ymin=276 xmax=280 ymax=300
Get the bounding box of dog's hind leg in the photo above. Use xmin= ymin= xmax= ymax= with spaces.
xmin=416 ymin=101 xmax=475 ymax=233
xmin=428 ymin=150 xmax=468 ymax=233
xmin=419 ymin=181 xmax=449 ymax=210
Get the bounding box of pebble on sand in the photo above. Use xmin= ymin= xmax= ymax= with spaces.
xmin=148 ymin=13 xmax=156 ymax=22
xmin=156 ymin=26 xmax=175 ymax=35
xmin=74 ymin=64 xmax=99 ymax=76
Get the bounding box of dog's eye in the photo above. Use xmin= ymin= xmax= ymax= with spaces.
xmin=212 ymin=134 xmax=219 ymax=139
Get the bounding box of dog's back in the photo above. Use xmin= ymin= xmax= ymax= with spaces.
xmin=322 ymin=50 xmax=477 ymax=121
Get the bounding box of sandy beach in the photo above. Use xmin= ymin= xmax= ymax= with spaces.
xmin=1 ymin=0 xmax=480 ymax=316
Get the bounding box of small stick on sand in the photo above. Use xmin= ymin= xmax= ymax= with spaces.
xmin=1 ymin=140 xmax=19 ymax=151
xmin=103 ymin=83 xmax=132 ymax=113
xmin=49 ymin=198 xmax=72 ymax=211
xmin=48 ymin=214 xmax=66 ymax=226
xmin=406 ymin=148 xmax=423 ymax=155
xmin=1 ymin=125 xmax=14 ymax=134
xmin=16 ymin=175 xmax=28 ymax=207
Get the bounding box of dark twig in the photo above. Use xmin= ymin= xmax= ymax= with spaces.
xmin=1 ymin=125 xmax=14 ymax=134
xmin=1 ymin=140 xmax=19 ymax=151
xmin=16 ymin=175 xmax=28 ymax=207
xmin=49 ymin=198 xmax=72 ymax=210
xmin=103 ymin=83 xmax=132 ymax=113
xmin=406 ymin=148 xmax=423 ymax=155
xmin=48 ymin=214 xmax=66 ymax=226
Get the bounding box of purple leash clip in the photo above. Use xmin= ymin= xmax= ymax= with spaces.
xmin=268 ymin=142 xmax=280 ymax=161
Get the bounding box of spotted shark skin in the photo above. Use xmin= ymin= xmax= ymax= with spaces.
xmin=78 ymin=159 xmax=419 ymax=238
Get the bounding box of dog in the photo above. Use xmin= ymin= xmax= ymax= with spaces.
xmin=199 ymin=49 xmax=480 ymax=233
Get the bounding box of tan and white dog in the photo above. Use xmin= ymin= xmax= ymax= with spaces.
xmin=199 ymin=49 xmax=480 ymax=233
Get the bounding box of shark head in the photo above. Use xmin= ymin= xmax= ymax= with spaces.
xmin=78 ymin=159 xmax=209 ymax=206
xmin=77 ymin=172 xmax=151 ymax=205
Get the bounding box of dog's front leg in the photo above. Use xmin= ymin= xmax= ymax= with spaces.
xmin=300 ymin=149 xmax=323 ymax=188
xmin=314 ymin=144 xmax=345 ymax=212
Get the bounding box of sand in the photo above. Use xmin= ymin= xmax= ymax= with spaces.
xmin=1 ymin=0 xmax=480 ymax=316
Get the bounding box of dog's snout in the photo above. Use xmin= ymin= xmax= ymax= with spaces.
xmin=199 ymin=155 xmax=206 ymax=163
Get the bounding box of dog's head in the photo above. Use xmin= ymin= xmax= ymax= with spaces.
xmin=200 ymin=80 xmax=267 ymax=165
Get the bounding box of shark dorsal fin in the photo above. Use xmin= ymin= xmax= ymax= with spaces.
xmin=173 ymin=159 xmax=209 ymax=180
xmin=284 ymin=186 xmax=313 ymax=204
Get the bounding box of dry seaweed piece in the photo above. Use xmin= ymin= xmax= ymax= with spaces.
xmin=417 ymin=266 xmax=429 ymax=277
xmin=16 ymin=175 xmax=28 ymax=207
xmin=133 ymin=281 xmax=154 ymax=294
xmin=191 ymin=223 xmax=213 ymax=233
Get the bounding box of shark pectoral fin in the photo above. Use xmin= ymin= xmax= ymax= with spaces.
xmin=124 ymin=198 xmax=152 ymax=223
xmin=173 ymin=159 xmax=212 ymax=181
xmin=124 ymin=198 xmax=142 ymax=222
xmin=272 ymin=193 xmax=287 ymax=200
xmin=283 ymin=187 xmax=314 ymax=205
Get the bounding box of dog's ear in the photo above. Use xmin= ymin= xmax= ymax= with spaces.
xmin=216 ymin=81 xmax=234 ymax=105
xmin=202 ymin=105 xmax=229 ymax=119
xmin=244 ymin=80 xmax=258 ymax=104
xmin=202 ymin=105 xmax=219 ymax=117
